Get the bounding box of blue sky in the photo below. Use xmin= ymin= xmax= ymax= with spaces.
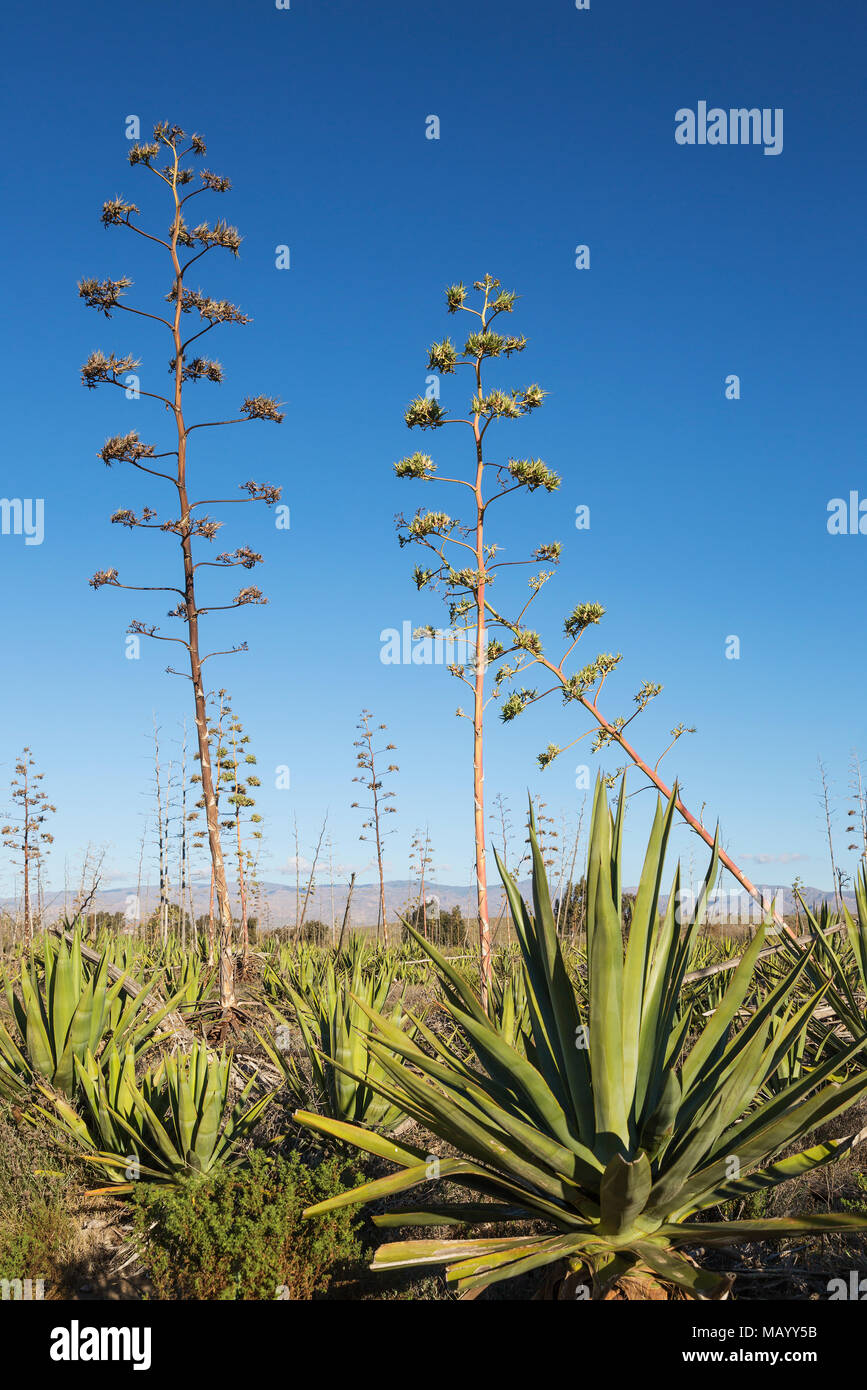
xmin=0 ymin=0 xmax=865 ymax=902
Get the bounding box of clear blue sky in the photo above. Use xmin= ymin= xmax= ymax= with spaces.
xmin=1 ymin=0 xmax=865 ymax=901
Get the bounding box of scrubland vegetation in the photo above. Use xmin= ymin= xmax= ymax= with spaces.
xmin=3 ymin=120 xmax=866 ymax=1305
xmin=4 ymin=780 xmax=867 ymax=1301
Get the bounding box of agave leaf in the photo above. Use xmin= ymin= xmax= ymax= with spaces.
xmin=598 ymin=1152 xmax=653 ymax=1235
xmin=638 ymin=1068 xmax=682 ymax=1158
xmin=634 ymin=868 xmax=687 ymax=1127
xmin=125 ymin=1088 xmax=184 ymax=1171
xmin=447 ymin=1232 xmax=579 ymax=1282
xmin=672 ymin=1137 xmax=858 ymax=1219
xmin=678 ymin=945 xmax=819 ymax=1131
xmin=622 ymin=792 xmax=676 ymax=1109
xmin=291 ymin=1109 xmax=427 ymax=1166
xmin=680 ymin=932 xmax=770 ymax=1096
xmin=366 ymin=1031 xmax=602 ymax=1188
xmin=0 ymin=1019 xmax=31 ymax=1095
xmin=493 ymin=840 xmax=594 ymax=1139
xmin=682 ymin=1065 xmax=867 ymax=1216
xmin=373 ymin=1202 xmax=526 ymax=1227
xmin=663 ymin=1212 xmax=867 ymax=1246
xmin=370 ymin=1236 xmax=535 ymax=1271
xmin=451 ymin=1234 xmax=589 ymax=1297
xmin=352 ymin=990 xmax=601 ymax=1177
xmin=438 ymin=999 xmax=588 ymax=1154
xmin=303 ymin=1157 xmax=488 ymax=1218
xmin=400 ymin=916 xmax=488 ymax=1027
xmin=20 ymin=971 xmax=55 ymax=1082
xmin=363 ymin=1037 xmax=591 ymax=1205
xmin=586 ymin=785 xmax=628 ymax=1154
xmin=715 ymin=1029 xmax=867 ymax=1157
xmin=629 ymin=1240 xmax=731 ymax=1299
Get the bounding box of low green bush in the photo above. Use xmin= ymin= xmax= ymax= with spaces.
xmin=0 ymin=1103 xmax=77 ymax=1288
xmin=132 ymin=1147 xmax=363 ymax=1300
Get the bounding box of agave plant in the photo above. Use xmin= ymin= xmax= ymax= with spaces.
xmin=489 ymin=961 xmax=532 ymax=1055
xmin=0 ymin=1025 xmax=30 ymax=1100
xmin=261 ymin=949 xmax=418 ymax=1131
xmin=768 ymin=873 xmax=867 ymax=1049
xmin=762 ymin=1008 xmax=842 ymax=1093
xmin=40 ymin=1044 xmax=141 ymax=1174
xmin=40 ymin=1041 xmax=276 ymax=1189
xmin=685 ymin=914 xmax=847 ymax=1096
xmin=296 ymin=779 xmax=867 ymax=1299
xmin=264 ymin=941 xmax=330 ymax=1002
xmin=0 ymin=928 xmax=184 ymax=1098
xmin=163 ymin=947 xmax=217 ymax=1011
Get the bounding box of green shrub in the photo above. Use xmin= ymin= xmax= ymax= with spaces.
xmin=298 ymin=919 xmax=329 ymax=946
xmin=401 ymin=902 xmax=467 ymax=948
xmin=0 ymin=1103 xmax=77 ymax=1288
xmin=132 ymin=1147 xmax=363 ymax=1299
xmin=0 ymin=1196 xmax=74 ymax=1286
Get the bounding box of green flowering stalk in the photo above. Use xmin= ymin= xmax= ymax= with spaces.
xmin=393 ymin=276 xmax=561 ymax=1002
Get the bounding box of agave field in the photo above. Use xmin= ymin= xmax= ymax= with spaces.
xmin=2 ymin=3 xmax=865 ymax=1365
xmin=4 ymin=781 xmax=867 ymax=1311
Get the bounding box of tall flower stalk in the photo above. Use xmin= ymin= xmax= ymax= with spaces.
xmin=351 ymin=711 xmax=398 ymax=945
xmin=1 ymin=748 xmax=55 ymax=948
xmin=221 ymin=702 xmax=262 ymax=974
xmin=79 ymin=123 xmax=284 ymax=1010
xmin=395 ymin=275 xmax=558 ymax=1001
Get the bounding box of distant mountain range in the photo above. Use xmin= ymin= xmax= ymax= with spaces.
xmin=4 ymin=879 xmax=853 ymax=930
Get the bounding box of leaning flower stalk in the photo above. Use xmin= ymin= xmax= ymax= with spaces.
xmin=489 ymin=595 xmax=792 ymax=935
